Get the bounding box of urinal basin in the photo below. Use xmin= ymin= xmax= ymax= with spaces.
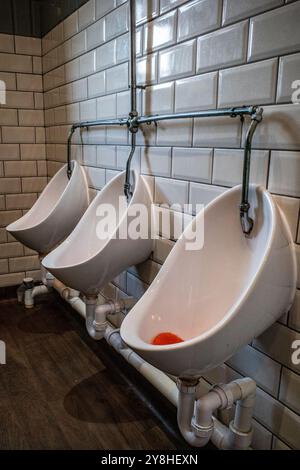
xmin=42 ymin=171 xmax=153 ymax=295
xmin=7 ymin=161 xmax=89 ymax=255
xmin=120 ymin=185 xmax=297 ymax=378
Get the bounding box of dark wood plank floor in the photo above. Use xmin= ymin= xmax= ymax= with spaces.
xmin=0 ymin=292 xmax=194 ymax=450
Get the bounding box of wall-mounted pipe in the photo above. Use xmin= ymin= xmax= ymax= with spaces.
xmin=240 ymin=107 xmax=263 ymax=236
xmin=50 ymin=278 xmax=256 ymax=450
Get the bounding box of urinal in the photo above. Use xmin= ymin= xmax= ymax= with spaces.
xmin=120 ymin=185 xmax=297 ymax=378
xmin=7 ymin=161 xmax=89 ymax=255
xmin=42 ymin=171 xmax=153 ymax=295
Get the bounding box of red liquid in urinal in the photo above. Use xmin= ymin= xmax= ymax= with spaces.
xmin=151 ymin=332 xmax=184 ymax=345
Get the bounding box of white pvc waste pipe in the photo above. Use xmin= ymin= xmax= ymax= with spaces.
xmin=52 ymin=280 xmax=255 ymax=450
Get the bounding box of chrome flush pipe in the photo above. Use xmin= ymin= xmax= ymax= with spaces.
xmin=240 ymin=107 xmax=263 ymax=237
xmin=124 ymin=0 xmax=139 ymax=200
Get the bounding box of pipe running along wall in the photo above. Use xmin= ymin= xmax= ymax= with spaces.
xmin=49 ymin=278 xmax=256 ymax=450
xmin=65 ymin=0 xmax=264 ymax=236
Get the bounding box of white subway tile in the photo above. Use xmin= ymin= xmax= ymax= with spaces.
xmin=84 ymin=166 xmax=106 ymax=189
xmin=178 ymin=0 xmax=222 ymax=41
xmin=105 ymin=3 xmax=129 ymax=41
xmin=71 ymin=31 xmax=87 ymax=58
xmin=34 ymin=92 xmax=44 ymax=110
xmin=254 ymin=387 xmax=300 ymax=449
xmin=253 ymin=322 xmax=300 ymax=375
xmin=17 ymin=74 xmax=43 ymax=92
xmin=127 ymin=271 xmax=148 ymax=299
xmin=0 ymin=272 xmax=25 ymax=288
xmin=0 ymin=72 xmax=16 ymax=90
xmin=0 ymin=33 xmax=14 ymax=53
xmin=218 ymin=59 xmax=277 ymax=107
xmin=160 ymin=0 xmax=186 ymax=14
xmin=143 ymin=82 xmax=174 ymax=114
xmin=0 ymin=178 xmax=21 ymax=194
xmin=96 ymin=0 xmax=116 ymax=19
xmin=289 ymin=290 xmax=300 ymax=332
xmin=136 ymin=54 xmax=157 ymax=86
xmin=18 ymin=110 xmax=44 ymax=127
xmin=72 ymin=78 xmax=88 ymax=102
xmin=269 ymin=151 xmax=300 ymax=197
xmin=189 ymin=183 xmax=226 ymax=214
xmin=63 ymin=11 xmax=78 ymax=40
xmin=97 ymin=94 xmax=116 ymax=118
xmin=79 ymin=50 xmax=96 ymax=78
xmin=273 ymin=195 xmax=300 ymax=241
xmin=5 ymin=161 xmax=37 ymax=177
xmin=15 ymin=36 xmax=41 ymax=56
xmin=272 ymin=438 xmax=291 ymax=450
xmin=141 ymin=147 xmax=172 ymax=177
xmin=156 ymin=119 xmax=193 ymax=147
xmin=227 ymin=345 xmax=281 ymax=397
xmin=248 ymin=3 xmax=300 ymax=62
xmin=159 ymin=40 xmax=196 ymax=82
xmin=280 ymin=367 xmax=300 ymax=414
xmin=20 ymin=144 xmax=45 ymax=161
xmin=65 ymin=58 xmax=80 ymax=82
xmin=82 ymin=145 xmax=97 ymax=166
xmin=172 ymin=147 xmax=212 ymax=183
xmin=0 ymin=144 xmax=19 ymax=160
xmin=106 ymin=125 xmax=128 ymax=144
xmin=223 ymin=0 xmax=283 ymax=26
xmin=143 ymin=11 xmax=177 ymax=53
xmin=116 ymin=33 xmax=129 ymax=63
xmin=277 ymin=52 xmax=300 ymax=103
xmin=87 ymin=18 xmax=105 ymax=50
xmin=106 ymin=63 xmax=128 ymax=93
xmin=0 ymin=210 xmax=22 ymax=228
xmin=88 ymin=71 xmax=106 ymax=98
xmin=2 ymin=127 xmax=35 ymax=144
xmin=153 ymin=237 xmax=175 ymax=264
xmin=0 ymin=53 xmax=32 ymax=73
xmin=193 ymin=116 xmax=241 ymax=148
xmin=175 ymin=72 xmax=217 ymax=112
xmin=97 ymin=145 xmax=117 ymax=168
xmin=213 ymin=149 xmax=269 ymax=187
xmin=251 ymin=104 xmax=300 ymax=151
xmin=116 ymin=145 xmax=141 ymax=172
xmin=9 ymin=255 xmax=40 ymax=273
xmin=155 ymin=177 xmax=189 ymax=206
xmin=5 ymin=91 xmax=34 ymax=109
xmin=0 ymin=109 xmax=18 ymax=126
xmin=96 ymin=40 xmax=116 ymax=70
xmin=78 ymin=0 xmax=95 ymax=30
xmin=54 ymin=106 xmax=67 ymax=125
xmin=197 ymin=21 xmax=248 ymax=73
xmin=0 ymin=259 xmax=8 ymax=274
xmin=136 ymin=0 xmax=159 ymax=24
xmin=80 ymin=99 xmax=97 ymax=121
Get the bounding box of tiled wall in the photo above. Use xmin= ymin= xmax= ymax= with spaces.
xmin=0 ymin=34 xmax=45 ymax=288
xmin=42 ymin=0 xmax=300 ymax=450
xmin=0 ymin=0 xmax=298 ymax=449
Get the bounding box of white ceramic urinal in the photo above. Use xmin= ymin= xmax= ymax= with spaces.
xmin=120 ymin=185 xmax=297 ymax=378
xmin=42 ymin=170 xmax=153 ymax=295
xmin=7 ymin=161 xmax=89 ymax=255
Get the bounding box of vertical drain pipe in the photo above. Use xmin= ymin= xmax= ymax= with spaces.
xmin=124 ymin=0 xmax=139 ymax=200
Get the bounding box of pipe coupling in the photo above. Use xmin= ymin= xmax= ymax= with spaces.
xmin=213 ymin=384 xmax=235 ymax=410
xmin=176 ymin=378 xmax=199 ymax=394
xmin=191 ymin=418 xmax=214 ymax=439
xmin=227 ymin=420 xmax=253 ymax=450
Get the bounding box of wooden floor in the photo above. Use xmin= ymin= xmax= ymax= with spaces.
xmin=0 ymin=292 xmax=195 ymax=450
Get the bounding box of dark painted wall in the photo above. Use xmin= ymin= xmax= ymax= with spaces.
xmin=0 ymin=0 xmax=89 ymax=38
